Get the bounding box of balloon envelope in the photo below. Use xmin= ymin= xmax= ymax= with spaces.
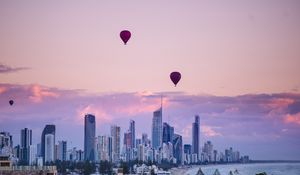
xmin=120 ymin=30 xmax=131 ymax=44
xmin=9 ymin=100 xmax=14 ymax=106
xmin=170 ymin=72 xmax=181 ymax=86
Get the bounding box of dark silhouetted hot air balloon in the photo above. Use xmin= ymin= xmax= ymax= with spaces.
xmin=9 ymin=100 xmax=14 ymax=106
xmin=170 ymin=71 xmax=181 ymax=86
xmin=120 ymin=30 xmax=131 ymax=45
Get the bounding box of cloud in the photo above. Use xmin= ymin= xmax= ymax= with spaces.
xmin=291 ymin=86 xmax=299 ymax=92
xmin=77 ymin=105 xmax=113 ymax=125
xmin=181 ymin=124 xmax=192 ymax=139
xmin=0 ymin=64 xmax=29 ymax=74
xmin=29 ymin=84 xmax=59 ymax=103
xmin=0 ymin=86 xmax=7 ymax=94
xmin=201 ymin=125 xmax=222 ymax=137
xmin=284 ymin=112 xmax=300 ymax=125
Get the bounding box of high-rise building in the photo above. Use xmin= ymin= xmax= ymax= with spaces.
xmin=76 ymin=149 xmax=84 ymax=162
xmin=183 ymin=144 xmax=192 ymax=164
xmin=152 ymin=107 xmax=162 ymax=149
xmin=225 ymin=147 xmax=234 ymax=162
xmin=192 ymin=115 xmax=200 ymax=160
xmin=84 ymin=114 xmax=96 ymax=162
xmin=58 ymin=141 xmax=67 ymax=161
xmin=121 ymin=120 xmax=135 ymax=161
xmin=29 ymin=144 xmax=37 ymax=165
xmin=208 ymin=141 xmax=213 ymax=162
xmin=162 ymin=142 xmax=173 ymax=161
xmin=37 ymin=143 xmax=41 ymax=156
xmin=129 ymin=120 xmax=135 ymax=148
xmin=20 ymin=128 xmax=32 ymax=164
xmin=41 ymin=125 xmax=55 ymax=163
xmin=67 ymin=147 xmax=78 ymax=161
xmin=136 ymin=139 xmax=142 ymax=146
xmin=213 ymin=150 xmax=218 ymax=162
xmin=0 ymin=132 xmax=13 ymax=148
xmin=108 ymin=136 xmax=113 ymax=162
xmin=232 ymin=151 xmax=240 ymax=162
xmin=203 ymin=141 xmax=213 ymax=162
xmin=45 ymin=134 xmax=55 ymax=162
xmin=96 ymin=135 xmax=110 ymax=162
xmin=13 ymin=145 xmax=21 ymax=159
xmin=184 ymin=144 xmax=192 ymax=155
xmin=0 ymin=132 xmax=13 ymax=156
xmin=137 ymin=144 xmax=145 ymax=162
xmin=142 ymin=133 xmax=149 ymax=146
xmin=173 ymin=134 xmax=183 ymax=165
xmin=111 ymin=125 xmax=120 ymax=163
xmin=123 ymin=131 xmax=132 ymax=149
xmin=162 ymin=122 xmax=174 ymax=144
xmin=54 ymin=144 xmax=58 ymax=161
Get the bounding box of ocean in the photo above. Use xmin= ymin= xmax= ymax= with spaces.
xmin=184 ymin=163 xmax=300 ymax=175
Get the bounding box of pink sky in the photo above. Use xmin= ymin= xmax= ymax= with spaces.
xmin=1 ymin=1 xmax=300 ymax=160
xmin=0 ymin=0 xmax=299 ymax=95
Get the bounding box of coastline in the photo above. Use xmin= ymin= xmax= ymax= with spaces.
xmin=170 ymin=162 xmax=300 ymax=175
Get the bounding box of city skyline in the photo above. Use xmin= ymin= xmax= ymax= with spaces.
xmin=0 ymin=112 xmax=249 ymax=166
xmin=2 ymin=89 xmax=299 ymax=160
xmin=1 ymin=0 xmax=300 ymax=162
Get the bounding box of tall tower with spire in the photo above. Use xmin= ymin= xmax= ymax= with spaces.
xmin=192 ymin=115 xmax=200 ymax=161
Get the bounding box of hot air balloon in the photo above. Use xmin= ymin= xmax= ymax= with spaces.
xmin=120 ymin=30 xmax=131 ymax=45
xmin=9 ymin=100 xmax=14 ymax=106
xmin=170 ymin=71 xmax=181 ymax=86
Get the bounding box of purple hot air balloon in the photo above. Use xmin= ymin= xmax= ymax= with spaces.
xmin=9 ymin=100 xmax=14 ymax=106
xmin=170 ymin=71 xmax=181 ymax=87
xmin=120 ymin=30 xmax=131 ymax=45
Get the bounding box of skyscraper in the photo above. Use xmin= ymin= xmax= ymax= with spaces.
xmin=137 ymin=144 xmax=145 ymax=162
xmin=108 ymin=136 xmax=113 ymax=162
xmin=111 ymin=125 xmax=120 ymax=163
xmin=58 ymin=141 xmax=67 ymax=161
xmin=21 ymin=128 xmax=32 ymax=164
xmin=96 ymin=136 xmax=110 ymax=162
xmin=136 ymin=139 xmax=142 ymax=146
xmin=123 ymin=131 xmax=132 ymax=149
xmin=192 ymin=115 xmax=200 ymax=160
xmin=84 ymin=114 xmax=96 ymax=162
xmin=162 ymin=122 xmax=174 ymax=144
xmin=173 ymin=134 xmax=183 ymax=165
xmin=41 ymin=125 xmax=55 ymax=163
xmin=152 ymin=107 xmax=162 ymax=149
xmin=203 ymin=141 xmax=213 ymax=162
xmin=184 ymin=144 xmax=192 ymax=164
xmin=29 ymin=144 xmax=37 ymax=165
xmin=142 ymin=133 xmax=148 ymax=146
xmin=45 ymin=134 xmax=55 ymax=162
xmin=0 ymin=132 xmax=13 ymax=156
xmin=129 ymin=120 xmax=135 ymax=148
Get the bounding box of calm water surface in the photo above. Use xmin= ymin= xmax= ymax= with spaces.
xmin=184 ymin=163 xmax=300 ymax=175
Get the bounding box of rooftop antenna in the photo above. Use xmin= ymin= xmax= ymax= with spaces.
xmin=161 ymin=94 xmax=163 ymax=123
xmin=161 ymin=94 xmax=163 ymax=109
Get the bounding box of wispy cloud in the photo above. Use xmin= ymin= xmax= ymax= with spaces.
xmin=29 ymin=84 xmax=59 ymax=103
xmin=201 ymin=125 xmax=222 ymax=137
xmin=0 ymin=64 xmax=29 ymax=74
xmin=76 ymin=105 xmax=113 ymax=126
xmin=285 ymin=112 xmax=300 ymax=125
